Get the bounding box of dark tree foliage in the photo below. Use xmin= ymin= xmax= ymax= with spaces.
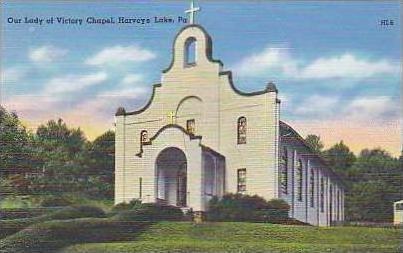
xmin=0 ymin=106 xmax=35 ymax=194
xmin=322 ymin=141 xmax=356 ymax=180
xmin=32 ymin=119 xmax=88 ymax=193
xmin=345 ymin=149 xmax=402 ymax=222
xmin=86 ymin=130 xmax=115 ymax=198
xmin=305 ymin=134 xmax=324 ymax=154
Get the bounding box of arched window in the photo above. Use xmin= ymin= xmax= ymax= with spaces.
xmin=237 ymin=116 xmax=247 ymax=144
xmin=140 ymin=130 xmax=148 ymax=144
xmin=280 ymin=147 xmax=288 ymax=194
xmin=297 ymin=159 xmax=303 ymax=201
xmin=310 ymin=168 xmax=315 ymax=207
xmin=184 ymin=37 xmax=196 ymax=66
xmin=337 ymin=190 xmax=340 ymax=221
xmin=320 ymin=177 xmax=324 ymax=212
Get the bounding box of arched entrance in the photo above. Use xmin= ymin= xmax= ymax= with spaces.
xmin=155 ymin=147 xmax=187 ymax=207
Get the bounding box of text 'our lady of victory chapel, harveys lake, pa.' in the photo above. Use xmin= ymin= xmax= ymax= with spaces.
xmin=114 ymin=1 xmax=345 ymax=227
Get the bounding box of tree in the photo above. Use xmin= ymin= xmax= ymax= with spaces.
xmin=0 ymin=106 xmax=35 ymax=194
xmin=33 ymin=119 xmax=88 ymax=193
xmin=346 ymin=180 xmax=396 ymax=222
xmin=345 ymin=148 xmax=401 ymax=222
xmin=305 ymin=134 xmax=324 ymax=153
xmin=322 ymin=141 xmax=356 ymax=180
xmin=86 ymin=130 xmax=115 ymax=198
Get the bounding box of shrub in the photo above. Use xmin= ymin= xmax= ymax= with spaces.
xmin=112 ymin=199 xmax=142 ymax=212
xmin=0 ymin=208 xmax=50 ymax=220
xmin=114 ymin=203 xmax=184 ymax=222
xmin=49 ymin=205 xmax=106 ymax=220
xmin=0 ymin=218 xmax=151 ymax=253
xmin=207 ymin=194 xmax=290 ymax=223
xmin=265 ymin=199 xmax=290 ymax=222
xmin=40 ymin=195 xmax=72 ymax=207
xmin=0 ymin=205 xmax=105 ymax=239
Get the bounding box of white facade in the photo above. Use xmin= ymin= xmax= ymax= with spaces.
xmin=115 ymin=24 xmax=344 ymax=226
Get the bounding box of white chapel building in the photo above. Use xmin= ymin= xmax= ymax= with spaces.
xmin=115 ymin=8 xmax=344 ymax=226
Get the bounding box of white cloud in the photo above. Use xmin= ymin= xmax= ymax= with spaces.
xmin=98 ymin=73 xmax=148 ymax=98
xmin=344 ymin=96 xmax=399 ymax=121
xmin=299 ymin=54 xmax=398 ymax=79
xmin=2 ymin=67 xmax=26 ymax=83
xmin=43 ymin=72 xmax=107 ymax=95
xmin=234 ymin=46 xmax=398 ymax=80
xmin=121 ymin=74 xmax=143 ymax=85
xmin=97 ymin=87 xmax=148 ymax=98
xmin=295 ymin=95 xmax=339 ymax=116
xmin=85 ymin=45 xmax=156 ymax=66
xmin=29 ymin=45 xmax=68 ymax=63
xmin=234 ymin=47 xmax=298 ymax=77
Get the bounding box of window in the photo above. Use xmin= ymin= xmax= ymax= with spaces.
xmin=186 ymin=119 xmax=196 ymax=135
xmin=237 ymin=117 xmax=247 ymax=144
xmin=280 ymin=147 xmax=288 ymax=194
xmin=184 ymin=37 xmax=196 ymax=66
xmin=297 ymin=159 xmax=303 ymax=201
xmin=320 ymin=177 xmax=324 ymax=212
xmin=237 ymin=169 xmax=246 ymax=193
xmin=337 ymin=190 xmax=340 ymax=220
xmin=310 ymin=168 xmax=315 ymax=207
xmin=140 ymin=130 xmax=148 ymax=144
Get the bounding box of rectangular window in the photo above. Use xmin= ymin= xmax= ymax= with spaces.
xmin=237 ymin=168 xmax=246 ymax=193
xmin=320 ymin=177 xmax=324 ymax=212
xmin=280 ymin=148 xmax=288 ymax=194
xmin=310 ymin=169 xmax=315 ymax=207
xmin=186 ymin=119 xmax=196 ymax=135
xmin=297 ymin=160 xmax=303 ymax=201
xmin=337 ymin=190 xmax=340 ymax=220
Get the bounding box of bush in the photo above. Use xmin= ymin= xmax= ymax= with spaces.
xmin=114 ymin=203 xmax=184 ymax=222
xmin=49 ymin=205 xmax=106 ymax=220
xmin=207 ymin=194 xmax=290 ymax=223
xmin=0 ymin=208 xmax=50 ymax=220
xmin=40 ymin=195 xmax=72 ymax=207
xmin=0 ymin=218 xmax=151 ymax=253
xmin=265 ymin=199 xmax=290 ymax=222
xmin=112 ymin=199 xmax=142 ymax=212
xmin=0 ymin=205 xmax=105 ymax=239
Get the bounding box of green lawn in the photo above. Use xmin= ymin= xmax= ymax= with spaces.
xmin=61 ymin=222 xmax=401 ymax=253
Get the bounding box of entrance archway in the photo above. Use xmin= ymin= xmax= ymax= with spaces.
xmin=155 ymin=147 xmax=187 ymax=207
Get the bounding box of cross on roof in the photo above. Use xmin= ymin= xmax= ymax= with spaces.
xmin=185 ymin=0 xmax=201 ymax=24
xmin=167 ymin=111 xmax=176 ymax=124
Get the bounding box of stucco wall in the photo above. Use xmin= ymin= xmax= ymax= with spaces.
xmin=115 ymin=24 xmax=279 ymax=207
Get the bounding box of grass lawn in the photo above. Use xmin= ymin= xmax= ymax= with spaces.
xmin=61 ymin=222 xmax=402 ymax=253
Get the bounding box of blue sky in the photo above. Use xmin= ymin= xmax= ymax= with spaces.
xmin=1 ymin=1 xmax=401 ymax=155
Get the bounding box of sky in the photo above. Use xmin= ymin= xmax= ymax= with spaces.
xmin=1 ymin=1 xmax=401 ymax=157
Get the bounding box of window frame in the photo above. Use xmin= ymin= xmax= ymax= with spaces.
xmin=237 ymin=116 xmax=247 ymax=145
xmin=320 ymin=176 xmax=324 ymax=212
xmin=140 ymin=130 xmax=148 ymax=144
xmin=280 ymin=147 xmax=288 ymax=194
xmin=237 ymin=168 xmax=247 ymax=193
xmin=186 ymin=119 xmax=196 ymax=135
xmin=297 ymin=159 xmax=303 ymax=202
xmin=310 ymin=168 xmax=315 ymax=207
